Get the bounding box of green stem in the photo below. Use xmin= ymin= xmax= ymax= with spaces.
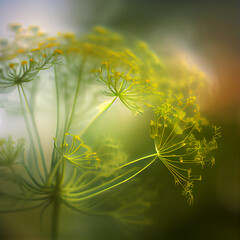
xmin=79 ymin=97 xmax=118 ymax=137
xmin=51 ymin=65 xmax=60 ymax=168
xmin=66 ymin=57 xmax=86 ymax=133
xmin=60 ymin=159 xmax=66 ymax=185
xmin=20 ymin=85 xmax=47 ymax=178
xmin=51 ymin=166 xmax=62 ymax=240
xmin=51 ymin=192 xmax=61 ymax=240
xmin=47 ymin=157 xmax=63 ymax=186
xmin=63 ymin=156 xmax=158 ymax=200
xmin=63 ymin=153 xmax=157 ymax=196
xmin=17 ymin=85 xmax=44 ymax=182
xmin=63 ymin=75 xmax=69 ymax=139
xmin=54 ymin=64 xmax=60 ymax=140
xmin=117 ymin=153 xmax=158 ymax=169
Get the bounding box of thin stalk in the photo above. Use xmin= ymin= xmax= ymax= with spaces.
xmin=60 ymin=159 xmax=66 ymax=185
xmin=20 ymin=85 xmax=47 ymax=178
xmin=79 ymin=96 xmax=118 ymax=137
xmin=0 ymin=190 xmax=49 ymax=201
xmin=0 ymin=201 xmax=48 ymax=213
xmin=63 ymin=75 xmax=70 ymax=139
xmin=51 ymin=193 xmax=61 ymax=240
xmin=63 ymin=157 xmax=158 ymax=201
xmin=54 ymin=64 xmax=60 ymax=140
xmin=47 ymin=157 xmax=63 ymax=186
xmin=117 ymin=153 xmax=158 ymax=169
xmin=17 ymin=85 xmax=44 ymax=182
xmin=66 ymin=57 xmax=86 ymax=133
xmin=51 ymin=168 xmax=61 ymax=240
xmin=51 ymin=65 xmax=60 ymax=168
xmin=9 ymin=166 xmax=25 ymax=192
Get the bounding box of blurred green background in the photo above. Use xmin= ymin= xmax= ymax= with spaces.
xmin=0 ymin=0 xmax=239 ymax=239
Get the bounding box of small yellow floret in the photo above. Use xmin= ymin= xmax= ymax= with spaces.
xmin=46 ymin=43 xmax=54 ymax=48
xmin=9 ymin=63 xmax=15 ymax=68
xmin=30 ymin=58 xmax=34 ymax=62
xmin=58 ymin=32 xmax=75 ymax=39
xmin=125 ymin=76 xmax=132 ymax=81
xmin=114 ymin=72 xmax=121 ymax=77
xmin=187 ymin=96 xmax=196 ymax=104
xmin=17 ymin=49 xmax=25 ymax=53
xmin=53 ymin=43 xmax=60 ymax=47
xmin=31 ymin=48 xmax=40 ymax=52
xmin=47 ymin=37 xmax=57 ymax=41
xmin=138 ymin=41 xmax=148 ymax=49
xmin=94 ymin=26 xmax=108 ymax=34
xmin=45 ymin=43 xmax=60 ymax=48
xmin=37 ymin=32 xmax=46 ymax=37
xmin=38 ymin=42 xmax=46 ymax=48
xmin=102 ymin=61 xmax=109 ymax=66
xmin=54 ymin=49 xmax=63 ymax=55
xmin=145 ymin=79 xmax=150 ymax=83
xmin=43 ymin=54 xmax=46 ymax=57
xmin=75 ymin=136 xmax=80 ymax=140
xmin=21 ymin=61 xmax=27 ymax=65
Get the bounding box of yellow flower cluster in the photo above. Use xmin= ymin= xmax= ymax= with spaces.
xmin=0 ymin=23 xmax=220 ymax=228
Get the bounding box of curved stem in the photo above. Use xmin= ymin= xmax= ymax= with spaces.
xmin=54 ymin=64 xmax=60 ymax=140
xmin=47 ymin=157 xmax=63 ymax=186
xmin=17 ymin=85 xmax=44 ymax=182
xmin=20 ymin=85 xmax=47 ymax=178
xmin=9 ymin=166 xmax=24 ymax=192
xmin=79 ymin=97 xmax=118 ymax=137
xmin=117 ymin=153 xmax=158 ymax=169
xmin=0 ymin=190 xmax=48 ymax=201
xmin=60 ymin=159 xmax=66 ymax=185
xmin=51 ymin=65 xmax=60 ymax=168
xmin=62 ymin=199 xmax=109 ymax=218
xmin=63 ymin=156 xmax=158 ymax=201
xmin=66 ymin=57 xmax=86 ymax=133
xmin=0 ymin=201 xmax=48 ymax=214
xmin=22 ymin=162 xmax=43 ymax=187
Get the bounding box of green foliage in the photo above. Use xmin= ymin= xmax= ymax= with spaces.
xmin=0 ymin=24 xmax=220 ymax=238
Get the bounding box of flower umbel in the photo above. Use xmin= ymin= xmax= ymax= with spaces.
xmin=0 ymin=136 xmax=24 ymax=166
xmin=149 ymin=93 xmax=220 ymax=204
xmin=0 ymin=24 xmax=221 ymax=239
xmin=54 ymin=133 xmax=99 ymax=169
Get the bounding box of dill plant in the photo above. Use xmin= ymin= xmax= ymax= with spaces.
xmin=0 ymin=24 xmax=220 ymax=239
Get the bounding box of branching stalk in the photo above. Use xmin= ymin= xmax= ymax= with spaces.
xmin=17 ymin=85 xmax=44 ymax=182
xmin=80 ymin=96 xmax=118 ymax=137
xmin=66 ymin=57 xmax=86 ymax=133
xmin=20 ymin=85 xmax=47 ymax=178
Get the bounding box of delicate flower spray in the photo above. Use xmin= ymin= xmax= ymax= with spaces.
xmin=0 ymin=24 xmax=221 ymax=239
